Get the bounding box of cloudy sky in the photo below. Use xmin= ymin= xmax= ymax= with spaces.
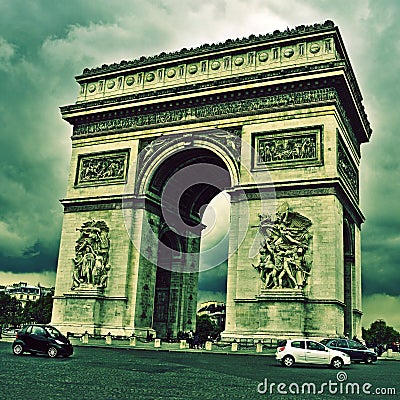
xmin=0 ymin=0 xmax=399 ymax=331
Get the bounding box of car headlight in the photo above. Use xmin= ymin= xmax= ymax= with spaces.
xmin=55 ymin=339 xmax=65 ymax=345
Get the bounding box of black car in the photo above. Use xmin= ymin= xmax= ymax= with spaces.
xmin=320 ymin=338 xmax=377 ymax=363
xmin=12 ymin=324 xmax=73 ymax=358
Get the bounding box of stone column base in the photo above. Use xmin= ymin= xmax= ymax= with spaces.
xmin=222 ymin=290 xmax=344 ymax=340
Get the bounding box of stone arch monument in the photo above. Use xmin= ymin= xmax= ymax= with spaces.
xmin=51 ymin=20 xmax=371 ymax=340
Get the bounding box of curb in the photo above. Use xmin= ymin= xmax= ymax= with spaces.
xmin=71 ymin=344 xmax=400 ymax=361
xmin=70 ymin=341 xmax=276 ymax=357
xmin=377 ymin=357 xmax=400 ymax=362
xmin=69 ymin=342 xmax=400 ymax=361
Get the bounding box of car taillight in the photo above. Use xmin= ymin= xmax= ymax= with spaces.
xmin=15 ymin=334 xmax=19 ymax=339
xmin=278 ymin=346 xmax=285 ymax=352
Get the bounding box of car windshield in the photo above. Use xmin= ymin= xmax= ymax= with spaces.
xmin=44 ymin=326 xmax=62 ymax=338
xmin=349 ymin=340 xmax=366 ymax=349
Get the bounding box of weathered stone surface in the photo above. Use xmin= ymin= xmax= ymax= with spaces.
xmin=52 ymin=21 xmax=370 ymax=340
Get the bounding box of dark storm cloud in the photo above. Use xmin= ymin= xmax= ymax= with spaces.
xmin=0 ymin=0 xmax=185 ymax=274
xmin=0 ymin=0 xmax=399 ymax=314
xmin=0 ymin=240 xmax=60 ymax=274
xmin=353 ymin=2 xmax=400 ymax=297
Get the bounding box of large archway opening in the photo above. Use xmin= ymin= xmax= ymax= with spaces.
xmin=197 ymin=191 xmax=230 ymax=321
xmin=145 ymin=147 xmax=232 ymax=339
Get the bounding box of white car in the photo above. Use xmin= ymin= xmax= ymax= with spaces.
xmin=276 ymin=339 xmax=351 ymax=369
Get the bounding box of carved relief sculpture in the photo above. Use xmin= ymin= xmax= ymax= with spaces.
xmin=76 ymin=151 xmax=129 ymax=186
xmin=71 ymin=220 xmax=111 ymax=290
xmin=253 ymin=202 xmax=312 ymax=289
xmin=338 ymin=140 xmax=359 ymax=199
xmin=73 ymin=88 xmax=338 ymax=136
xmin=258 ymin=134 xmax=316 ymax=164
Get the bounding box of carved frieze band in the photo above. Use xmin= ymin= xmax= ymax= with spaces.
xmin=254 ymin=127 xmax=321 ymax=170
xmin=229 ymin=186 xmax=336 ymax=202
xmin=73 ymin=88 xmax=338 ymax=136
xmin=338 ymin=140 xmax=359 ymax=200
xmin=75 ymin=150 xmax=130 ymax=187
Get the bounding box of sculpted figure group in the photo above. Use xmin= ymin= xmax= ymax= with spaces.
xmin=71 ymin=220 xmax=111 ymax=290
xmin=253 ymin=202 xmax=312 ymax=289
xmin=79 ymin=156 xmax=125 ymax=183
xmin=258 ymin=135 xmax=316 ymax=164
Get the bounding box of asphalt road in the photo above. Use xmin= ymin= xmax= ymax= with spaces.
xmin=0 ymin=342 xmax=398 ymax=400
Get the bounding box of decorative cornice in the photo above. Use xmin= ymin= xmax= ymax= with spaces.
xmin=235 ymin=297 xmax=345 ymax=307
xmin=228 ymin=178 xmax=364 ymax=226
xmin=62 ymin=61 xmax=344 ymax=115
xmin=61 ymin=198 xmax=123 ymax=213
xmin=63 ymin=21 xmax=371 ymax=143
xmin=62 ymin=177 xmax=364 ymax=226
xmin=72 ymin=87 xmax=339 ymax=137
xmin=78 ymin=20 xmax=336 ymax=78
xmin=306 ymin=298 xmax=346 ymax=307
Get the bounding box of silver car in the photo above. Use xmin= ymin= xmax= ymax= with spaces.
xmin=276 ymin=339 xmax=351 ymax=369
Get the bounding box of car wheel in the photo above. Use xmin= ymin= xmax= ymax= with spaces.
xmin=13 ymin=344 xmax=24 ymax=356
xmin=365 ymin=355 xmax=373 ymax=364
xmin=47 ymin=346 xmax=58 ymax=358
xmin=282 ymin=355 xmax=295 ymax=367
xmin=331 ymin=357 xmax=343 ymax=369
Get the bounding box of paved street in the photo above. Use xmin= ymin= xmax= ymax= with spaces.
xmin=0 ymin=341 xmax=398 ymax=400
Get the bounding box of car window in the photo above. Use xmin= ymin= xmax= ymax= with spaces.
xmin=44 ymin=326 xmax=62 ymax=338
xmin=349 ymin=340 xmax=365 ymax=349
xmin=31 ymin=326 xmax=47 ymax=336
xmin=328 ymin=340 xmax=338 ymax=346
xmin=307 ymin=341 xmax=325 ymax=351
xmin=337 ymin=339 xmax=348 ymax=348
xmin=26 ymin=325 xmax=33 ymax=334
xmin=291 ymin=341 xmax=305 ymax=349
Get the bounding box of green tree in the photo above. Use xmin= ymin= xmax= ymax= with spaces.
xmin=196 ymin=314 xmax=221 ymax=342
xmin=0 ymin=293 xmax=23 ymax=327
xmin=22 ymin=294 xmax=53 ymax=324
xmin=362 ymin=319 xmax=400 ymax=346
xmin=21 ymin=301 xmax=35 ymax=324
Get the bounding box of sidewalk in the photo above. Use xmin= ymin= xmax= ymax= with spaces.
xmin=378 ymin=350 xmax=400 ymax=361
xmin=68 ymin=336 xmax=277 ymax=357
xmin=69 ymin=337 xmax=400 ymax=360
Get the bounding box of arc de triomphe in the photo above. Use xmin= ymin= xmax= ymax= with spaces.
xmin=51 ymin=20 xmax=371 ymax=340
